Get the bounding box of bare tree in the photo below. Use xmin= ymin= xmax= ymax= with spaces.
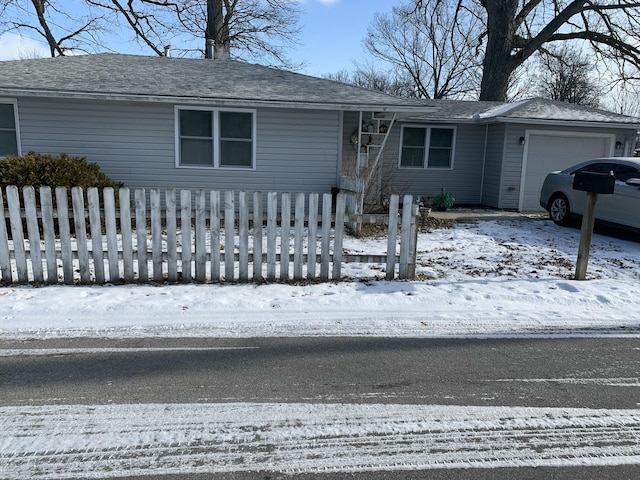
xmin=536 ymin=45 xmax=601 ymax=107
xmin=324 ymin=64 xmax=421 ymax=99
xmin=0 ymin=0 xmax=105 ymax=56
xmin=476 ymin=0 xmax=640 ymax=101
xmin=2 ymin=0 xmax=302 ymax=66
xmin=365 ymin=0 xmax=483 ymax=99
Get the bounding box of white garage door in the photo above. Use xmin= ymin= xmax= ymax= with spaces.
xmin=520 ymin=133 xmax=611 ymax=211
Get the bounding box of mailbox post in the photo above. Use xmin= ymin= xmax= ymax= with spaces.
xmin=572 ymin=170 xmax=615 ymax=280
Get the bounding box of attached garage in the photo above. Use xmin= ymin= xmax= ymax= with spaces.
xmin=475 ymin=98 xmax=639 ymax=212
xmin=519 ymin=131 xmax=614 ymax=211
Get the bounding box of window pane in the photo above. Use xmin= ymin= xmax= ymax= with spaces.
xmin=0 ymin=104 xmax=15 ymax=129
xmin=220 ymin=140 xmax=252 ymax=167
xmin=427 ymin=148 xmax=451 ymax=168
xmin=402 ymin=127 xmax=426 ymax=147
xmin=430 ymin=128 xmax=453 ymax=148
xmin=220 ymin=111 xmax=252 ymax=139
xmin=614 ymin=165 xmax=639 ymax=182
xmin=180 ymin=110 xmax=212 ymax=137
xmin=576 ymin=163 xmax=614 ymax=174
xmin=401 ymin=147 xmax=425 ymax=168
xmin=180 ymin=138 xmax=213 ymax=166
xmin=0 ymin=131 xmax=18 ymax=156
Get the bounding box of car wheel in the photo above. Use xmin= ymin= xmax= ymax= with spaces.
xmin=548 ymin=193 xmax=571 ymax=226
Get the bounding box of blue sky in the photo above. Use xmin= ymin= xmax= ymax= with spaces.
xmin=0 ymin=0 xmax=396 ymax=75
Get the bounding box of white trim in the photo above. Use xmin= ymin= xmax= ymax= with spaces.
xmin=398 ymin=124 xmax=456 ymax=170
xmin=518 ymin=129 xmax=616 ymax=211
xmin=174 ymin=105 xmax=257 ymax=170
xmin=0 ymin=98 xmax=21 ymax=157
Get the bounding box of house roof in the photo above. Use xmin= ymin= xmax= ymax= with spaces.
xmin=0 ymin=53 xmax=433 ymax=114
xmin=418 ymin=97 xmax=640 ymax=128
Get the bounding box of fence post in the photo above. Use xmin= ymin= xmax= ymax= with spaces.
xmin=386 ymin=195 xmax=399 ymax=280
xmin=23 ymin=186 xmax=44 ymax=283
xmin=6 ymin=186 xmax=28 ymax=283
xmin=253 ymin=191 xmax=263 ymax=283
xmin=399 ymin=194 xmax=413 ymax=279
xmin=238 ymin=191 xmax=249 ymax=282
xmin=165 ymin=189 xmax=178 ymax=282
xmin=39 ymin=187 xmax=57 ymax=283
xmin=181 ymin=189 xmax=193 ymax=282
xmin=210 ymin=190 xmax=221 ymax=282
xmin=56 ymin=187 xmax=74 ymax=284
xmin=224 ymin=190 xmax=235 ymax=282
xmin=150 ymin=189 xmax=163 ymax=282
xmin=119 ymin=188 xmax=134 ymax=282
xmin=104 ymin=188 xmax=119 ymax=282
xmin=332 ymin=193 xmax=346 ymax=280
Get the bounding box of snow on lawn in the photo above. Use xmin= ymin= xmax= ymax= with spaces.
xmin=1 ymin=216 xmax=639 ymax=340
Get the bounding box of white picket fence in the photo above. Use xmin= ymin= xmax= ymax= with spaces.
xmin=0 ymin=186 xmax=419 ymax=285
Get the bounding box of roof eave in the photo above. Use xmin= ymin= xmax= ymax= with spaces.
xmin=0 ymin=88 xmax=437 ymax=114
xmin=490 ymin=116 xmax=640 ymax=129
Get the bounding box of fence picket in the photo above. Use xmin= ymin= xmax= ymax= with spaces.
xmin=72 ymin=187 xmax=90 ymax=284
xmin=39 ymin=187 xmax=57 ymax=283
xmin=253 ymin=191 xmax=263 ymax=282
xmin=320 ymin=193 xmax=332 ymax=281
xmin=135 ymin=188 xmax=148 ymax=282
xmin=266 ymin=192 xmax=277 ymax=282
xmin=210 ymin=190 xmax=221 ymax=282
xmin=6 ymin=187 xmax=28 ymax=283
xmin=224 ymin=190 xmax=234 ymax=281
xmin=150 ymin=189 xmax=163 ymax=282
xmin=56 ymin=187 xmax=74 ymax=284
xmin=195 ymin=189 xmax=207 ymax=282
xmin=238 ymin=191 xmax=249 ymax=282
xmin=281 ymin=193 xmax=291 ymax=281
xmin=23 ymin=187 xmax=44 ymax=283
xmin=103 ymin=188 xmax=119 ymax=282
xmin=181 ymin=189 xmax=192 ymax=282
xmin=0 ymin=189 xmax=11 ymax=283
xmin=307 ymin=193 xmax=318 ymax=280
xmin=87 ymin=188 xmax=105 ymax=283
xmin=119 ymin=188 xmax=134 ymax=282
xmin=0 ymin=185 xmax=417 ymax=285
xmin=165 ymin=189 xmax=178 ymax=282
xmin=293 ymin=193 xmax=305 ymax=281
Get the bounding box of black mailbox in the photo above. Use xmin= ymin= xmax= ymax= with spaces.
xmin=573 ymin=171 xmax=615 ymax=195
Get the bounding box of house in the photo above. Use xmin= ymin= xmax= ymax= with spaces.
xmin=369 ymin=98 xmax=640 ymax=211
xmin=1 ymin=53 xmax=639 ymax=212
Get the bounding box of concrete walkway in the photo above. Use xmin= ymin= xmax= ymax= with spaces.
xmin=427 ymin=208 xmax=548 ymax=222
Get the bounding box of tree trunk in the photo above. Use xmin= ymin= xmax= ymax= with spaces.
xmin=479 ymin=0 xmax=519 ymax=101
xmin=206 ymin=0 xmax=229 ymax=59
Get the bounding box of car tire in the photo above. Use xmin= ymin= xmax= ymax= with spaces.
xmin=548 ymin=193 xmax=571 ymax=226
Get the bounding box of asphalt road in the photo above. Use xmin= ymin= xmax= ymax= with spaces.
xmin=1 ymin=336 xmax=639 ymax=479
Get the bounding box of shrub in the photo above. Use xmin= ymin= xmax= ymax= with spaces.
xmin=0 ymin=151 xmax=122 ymax=192
xmin=432 ymin=187 xmax=455 ymax=211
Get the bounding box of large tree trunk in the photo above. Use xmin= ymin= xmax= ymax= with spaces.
xmin=479 ymin=0 xmax=519 ymax=101
xmin=206 ymin=0 xmax=230 ymax=59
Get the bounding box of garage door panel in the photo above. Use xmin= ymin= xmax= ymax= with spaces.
xmin=522 ymin=134 xmax=609 ymax=211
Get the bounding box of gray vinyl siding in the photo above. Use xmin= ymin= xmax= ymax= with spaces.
xmin=382 ymin=122 xmax=487 ymax=204
xmin=480 ymin=123 xmax=505 ymax=208
xmin=16 ymin=98 xmax=340 ymax=195
xmin=499 ymin=123 xmax=635 ymax=209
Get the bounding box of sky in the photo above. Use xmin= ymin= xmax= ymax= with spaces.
xmin=0 ymin=0 xmax=395 ymax=76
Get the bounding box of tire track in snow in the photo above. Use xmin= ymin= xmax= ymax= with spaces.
xmin=1 ymin=403 xmax=639 ymax=478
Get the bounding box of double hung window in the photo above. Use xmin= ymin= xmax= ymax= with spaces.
xmin=0 ymin=101 xmax=19 ymax=157
xmin=399 ymin=125 xmax=455 ymax=169
xmin=177 ymin=107 xmax=255 ymax=168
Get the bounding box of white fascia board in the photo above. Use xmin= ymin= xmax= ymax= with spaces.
xmin=0 ymin=88 xmax=437 ymax=115
xmin=487 ymin=116 xmax=640 ymax=130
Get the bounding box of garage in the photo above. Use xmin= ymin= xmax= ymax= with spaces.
xmin=519 ymin=132 xmax=614 ymax=211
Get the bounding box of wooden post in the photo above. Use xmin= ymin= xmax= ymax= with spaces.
xmin=574 ymin=192 xmax=598 ymax=280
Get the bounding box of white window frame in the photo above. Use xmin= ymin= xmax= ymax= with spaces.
xmin=398 ymin=125 xmax=456 ymax=170
xmin=175 ymin=106 xmax=256 ymax=170
xmin=0 ymin=99 xmax=21 ymax=158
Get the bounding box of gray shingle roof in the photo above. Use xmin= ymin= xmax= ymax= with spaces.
xmin=0 ymin=53 xmax=432 ymax=113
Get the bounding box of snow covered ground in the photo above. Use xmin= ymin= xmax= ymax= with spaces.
xmin=0 ymin=215 xmax=638 ymax=340
xmin=2 ymin=215 xmax=640 ymax=477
